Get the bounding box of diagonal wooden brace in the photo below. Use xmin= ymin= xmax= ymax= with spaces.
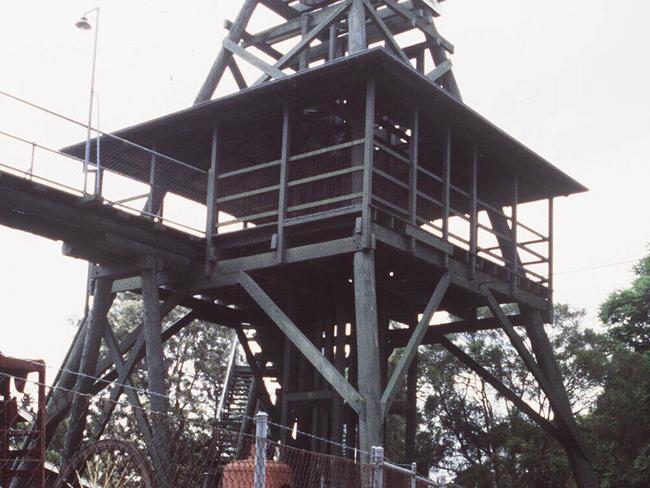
xmin=238 ymin=271 xmax=365 ymax=414
xmin=381 ymin=272 xmax=450 ymax=416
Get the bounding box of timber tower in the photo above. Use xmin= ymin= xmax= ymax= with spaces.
xmin=0 ymin=1 xmax=598 ymax=487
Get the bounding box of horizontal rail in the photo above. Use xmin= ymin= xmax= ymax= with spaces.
xmin=217 ymin=184 xmax=280 ymax=204
xmin=290 ymin=138 xmax=364 ymax=162
xmin=287 ymin=192 xmax=363 ymax=213
xmin=374 ymin=140 xmax=410 ymax=164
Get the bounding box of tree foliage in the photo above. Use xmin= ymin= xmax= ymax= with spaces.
xmin=599 ymin=253 xmax=650 ymax=353
xmin=391 ymin=249 xmax=650 ymax=487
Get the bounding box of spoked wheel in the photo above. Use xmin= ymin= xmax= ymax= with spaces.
xmin=54 ymin=439 xmax=155 ymax=488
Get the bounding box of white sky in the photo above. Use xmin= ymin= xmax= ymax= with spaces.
xmin=1 ymin=0 xmax=649 ymax=373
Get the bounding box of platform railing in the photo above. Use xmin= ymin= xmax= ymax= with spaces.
xmin=213 ymin=137 xmax=365 ymax=234
xmin=0 ymin=90 xmax=208 ymax=236
xmin=371 ymin=140 xmax=552 ymax=288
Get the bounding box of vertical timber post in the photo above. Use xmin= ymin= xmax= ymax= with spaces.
xmin=353 ymin=250 xmax=382 ymax=458
xmin=141 ymin=257 xmax=172 ymax=485
xmin=442 ymin=127 xmax=451 ymax=243
xmin=469 ymin=145 xmax=478 ymax=279
xmin=63 ymin=276 xmax=114 ymax=459
xmin=405 ymin=354 xmax=417 ymax=463
xmin=206 ymin=123 xmax=219 ymax=264
xmin=276 ymin=103 xmax=291 ymax=263
xmin=511 ymin=173 xmax=519 ymax=293
xmin=354 ymin=73 xmax=381 ymax=459
xmin=348 ymin=0 xmax=367 ymax=54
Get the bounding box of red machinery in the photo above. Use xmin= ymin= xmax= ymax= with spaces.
xmin=0 ymin=354 xmax=46 ymax=488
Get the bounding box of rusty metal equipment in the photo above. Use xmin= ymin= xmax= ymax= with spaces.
xmin=53 ymin=439 xmax=155 ymax=488
xmin=0 ymin=354 xmax=46 ymax=488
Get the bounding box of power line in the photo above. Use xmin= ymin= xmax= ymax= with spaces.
xmin=554 ymin=258 xmax=639 ymax=277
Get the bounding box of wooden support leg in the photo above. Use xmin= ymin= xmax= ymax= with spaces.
xmin=45 ymin=317 xmax=88 ymax=445
xmin=404 ymin=354 xmax=417 ymax=463
xmin=353 ymin=250 xmax=383 ymax=458
xmin=63 ymin=276 xmax=114 ymax=459
xmin=141 ymin=258 xmax=172 ymax=486
xmin=524 ymin=308 xmax=598 ymax=488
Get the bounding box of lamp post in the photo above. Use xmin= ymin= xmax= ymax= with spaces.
xmin=76 ymin=7 xmax=100 ymax=196
xmin=76 ymin=8 xmax=100 ymax=319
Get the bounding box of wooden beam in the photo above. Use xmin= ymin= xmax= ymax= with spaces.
xmin=141 ymin=258 xmax=172 ymax=482
xmin=348 ymin=0 xmax=368 ymax=54
xmin=389 ymin=314 xmax=527 ymax=348
xmin=205 ymin=124 xmax=219 ymax=262
xmin=426 ymin=59 xmax=452 ymax=81
xmin=228 ymin=58 xmax=248 ymax=89
xmin=238 ymin=271 xmax=365 ymax=414
xmin=523 ymin=308 xmax=597 ymax=487
xmin=382 ymin=0 xmax=454 ymax=53
xmin=99 ymin=326 xmax=157 ymax=450
xmin=484 ymin=288 xmax=590 ymax=462
xmin=353 ymin=250 xmax=383 ymax=457
xmin=363 ymin=0 xmax=409 ymax=63
xmin=276 ymin=104 xmax=291 ymax=263
xmin=223 ymin=38 xmax=287 ymax=80
xmin=254 ymin=0 xmax=352 ymax=84
xmin=438 ymin=336 xmax=562 ymax=440
xmin=63 ymin=276 xmax=114 ymax=458
xmin=236 ymin=328 xmax=279 ymax=418
xmin=260 ymin=0 xmax=300 ymax=19
xmin=195 ymin=0 xmax=258 ymax=103
xmin=382 ymin=272 xmax=450 ymax=415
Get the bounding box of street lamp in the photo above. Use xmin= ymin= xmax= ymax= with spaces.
xmin=75 ymin=7 xmax=100 ymax=196
xmin=75 ymin=8 xmax=100 ymax=319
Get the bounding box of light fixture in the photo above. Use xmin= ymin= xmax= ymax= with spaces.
xmin=75 ymin=16 xmax=92 ymax=30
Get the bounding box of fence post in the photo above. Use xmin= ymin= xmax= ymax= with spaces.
xmin=411 ymin=462 xmax=417 ymax=488
xmin=254 ymin=412 xmax=268 ymax=488
xmin=372 ymin=446 xmax=384 ymax=488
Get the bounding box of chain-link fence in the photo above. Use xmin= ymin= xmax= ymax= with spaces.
xmin=0 ymin=364 xmax=461 ymax=488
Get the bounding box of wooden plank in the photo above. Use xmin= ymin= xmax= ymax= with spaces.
xmin=381 ymin=272 xmax=450 ymax=415
xmin=238 ymin=272 xmax=365 ymax=414
xmin=223 ymin=38 xmax=287 ymax=79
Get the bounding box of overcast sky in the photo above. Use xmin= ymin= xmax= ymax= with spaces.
xmin=1 ymin=0 xmax=649 ymax=372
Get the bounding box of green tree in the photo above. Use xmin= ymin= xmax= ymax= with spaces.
xmin=589 ymin=250 xmax=650 ymax=486
xmin=406 ymin=305 xmax=610 ymax=487
xmin=599 ymin=252 xmax=650 ymax=353
xmin=88 ymin=293 xmax=234 ymax=483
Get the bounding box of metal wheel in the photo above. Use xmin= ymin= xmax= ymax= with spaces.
xmin=54 ymin=439 xmax=154 ymax=488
